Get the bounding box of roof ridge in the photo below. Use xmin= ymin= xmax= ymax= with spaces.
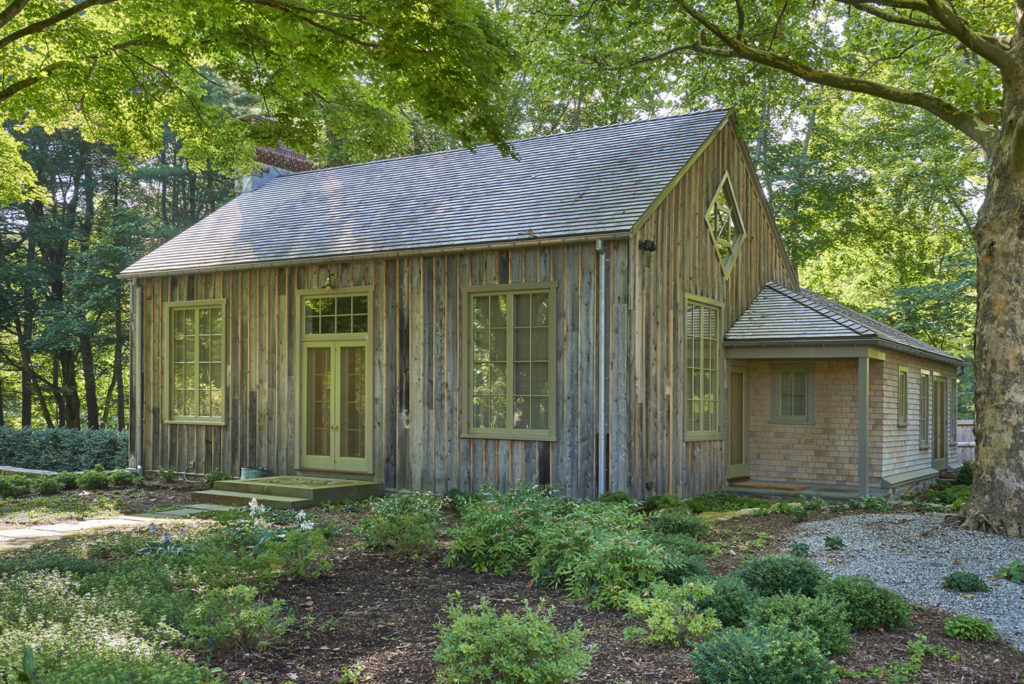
xmin=764 ymin=282 xmax=874 ymax=337
xmin=272 ymin=108 xmax=732 ymax=182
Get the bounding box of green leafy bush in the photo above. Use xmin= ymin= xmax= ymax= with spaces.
xmin=820 ymin=575 xmax=911 ymax=631
xmin=645 ymin=509 xmax=710 ymax=538
xmin=621 ymin=580 xmax=720 ymax=646
xmin=747 ymin=593 xmax=853 ymax=655
xmin=996 ymin=560 xmax=1024 ymax=584
xmin=824 ymin=536 xmax=845 ymax=550
xmin=56 ymin=471 xmax=79 ymax=490
xmin=183 ymin=585 xmax=293 ymax=651
xmin=789 ymin=542 xmax=809 ymax=558
xmin=0 ymin=473 xmax=31 ymax=498
xmin=434 ymin=593 xmax=590 ymax=684
xmin=641 ymin=492 xmax=687 ymax=512
xmin=527 ymin=501 xmax=638 ymax=588
xmin=359 ymin=491 xmax=443 ymax=556
xmin=659 ymin=543 xmax=710 ymax=585
xmin=943 ymin=614 xmax=997 ymax=641
xmin=696 ymin=573 xmax=755 ymax=627
xmin=691 ymin=624 xmax=838 ymax=684
xmin=683 ymin=492 xmax=771 ymax=513
xmin=942 ymin=571 xmax=988 ymax=592
xmin=108 ymin=469 xmax=137 ymax=487
xmin=0 ymin=427 xmax=128 ymax=471
xmin=598 ymin=490 xmax=631 ymax=504
xmin=922 ymin=483 xmax=971 ymax=508
xmin=562 ymin=530 xmax=672 ymax=609
xmin=75 ymin=465 xmax=110 ymax=490
xmin=735 ymin=554 xmax=826 ymax=598
xmin=32 ymin=474 xmax=64 ymax=495
xmin=204 ymin=470 xmax=230 ymax=487
xmin=446 ymin=485 xmax=571 ymax=574
xmin=254 ymin=529 xmax=332 ymax=588
xmin=954 ymin=462 xmax=973 ymax=485
xmin=847 ymin=495 xmax=892 ymax=511
xmin=38 ymin=651 xmax=218 ymax=684
xmin=156 ymin=466 xmax=175 ymax=482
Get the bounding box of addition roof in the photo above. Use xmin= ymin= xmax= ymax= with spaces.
xmin=725 ymin=282 xmax=960 ymax=365
xmin=121 ymin=109 xmax=731 ymax=277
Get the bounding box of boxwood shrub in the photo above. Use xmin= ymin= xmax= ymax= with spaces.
xmin=747 ymin=593 xmax=853 ymax=655
xmin=820 ymin=575 xmax=911 ymax=632
xmin=691 ymin=624 xmax=838 ymax=684
xmin=735 ymin=554 xmax=826 ymax=597
xmin=697 ymin=573 xmax=756 ymax=627
xmin=0 ymin=428 xmax=128 ymax=471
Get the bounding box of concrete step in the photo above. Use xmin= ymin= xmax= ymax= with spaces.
xmin=192 ymin=489 xmax=311 ymax=509
xmin=211 ymin=476 xmax=382 ymax=502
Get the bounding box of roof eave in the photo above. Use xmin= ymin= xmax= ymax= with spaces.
xmin=723 ymin=336 xmax=961 ymax=366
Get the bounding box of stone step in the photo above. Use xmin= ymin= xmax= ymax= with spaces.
xmin=192 ymin=489 xmax=311 ymax=509
xmin=211 ymin=476 xmax=382 ymax=502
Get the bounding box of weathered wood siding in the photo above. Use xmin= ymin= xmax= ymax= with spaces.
xmin=631 ymin=121 xmax=799 ymax=499
xmin=132 ymin=241 xmax=632 ymax=498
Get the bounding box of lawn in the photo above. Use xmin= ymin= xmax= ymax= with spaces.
xmin=0 ymin=479 xmax=1021 ymax=683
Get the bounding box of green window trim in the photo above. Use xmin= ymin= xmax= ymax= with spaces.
xmin=897 ymin=366 xmax=909 ymax=428
xmin=463 ymin=284 xmax=556 ymax=440
xmin=164 ymin=299 xmax=226 ymax=425
xmin=770 ymin=364 xmax=814 ymax=424
xmin=299 ymin=288 xmax=372 ymax=341
xmin=919 ymin=372 xmax=931 ymax=449
xmin=685 ymin=295 xmax=722 ymax=439
xmin=704 ymin=173 xmax=747 ymax=279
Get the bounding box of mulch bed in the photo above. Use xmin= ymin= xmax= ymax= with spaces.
xmin=203 ymin=508 xmax=1024 ymax=684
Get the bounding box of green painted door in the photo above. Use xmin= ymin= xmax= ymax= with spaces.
xmin=728 ymin=369 xmax=747 ymax=479
xmin=301 ymin=342 xmax=372 ymax=474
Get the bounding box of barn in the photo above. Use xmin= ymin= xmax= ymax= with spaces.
xmin=120 ymin=109 xmax=960 ymax=506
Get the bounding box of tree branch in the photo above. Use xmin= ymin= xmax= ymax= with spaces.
xmin=670 ymin=0 xmax=1000 ymax=153
xmin=0 ymin=61 xmax=71 ymax=104
xmin=0 ymin=0 xmax=118 ymax=50
xmin=922 ymin=0 xmax=1016 ymax=74
xmin=838 ymin=0 xmax=947 ymax=32
xmin=0 ymin=0 xmax=29 ymax=31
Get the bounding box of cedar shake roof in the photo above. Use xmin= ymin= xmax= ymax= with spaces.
xmin=725 ymin=282 xmax=960 ymax=365
xmin=121 ymin=109 xmax=730 ymax=277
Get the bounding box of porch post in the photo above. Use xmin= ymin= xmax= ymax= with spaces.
xmin=857 ymin=356 xmax=870 ymax=496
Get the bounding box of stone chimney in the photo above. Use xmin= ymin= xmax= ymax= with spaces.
xmin=235 ymin=116 xmax=314 ymax=194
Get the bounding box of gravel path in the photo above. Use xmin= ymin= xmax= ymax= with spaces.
xmin=787 ymin=512 xmax=1024 ymax=649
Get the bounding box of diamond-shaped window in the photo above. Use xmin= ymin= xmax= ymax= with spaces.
xmin=704 ymin=173 xmax=746 ymax=278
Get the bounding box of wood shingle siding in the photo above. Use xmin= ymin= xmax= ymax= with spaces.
xmin=133 ymin=241 xmax=633 ymax=496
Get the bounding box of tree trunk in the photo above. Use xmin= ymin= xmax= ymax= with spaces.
xmin=115 ymin=288 xmax=126 ymax=430
xmin=80 ymin=334 xmax=99 ymax=429
xmin=960 ymin=83 xmax=1024 ymax=537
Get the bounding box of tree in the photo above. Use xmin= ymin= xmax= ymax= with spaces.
xmin=0 ymin=0 xmax=517 ymax=203
xmin=538 ymin=0 xmax=1013 ymax=533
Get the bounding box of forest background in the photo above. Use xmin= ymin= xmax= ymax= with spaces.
xmin=0 ymin=1 xmax=982 ymax=430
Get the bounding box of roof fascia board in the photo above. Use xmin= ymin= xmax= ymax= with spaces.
xmin=628 ymin=115 xmax=730 ymax=235
xmin=118 ymin=231 xmax=633 ymax=280
xmin=724 ymin=344 xmax=874 ymax=359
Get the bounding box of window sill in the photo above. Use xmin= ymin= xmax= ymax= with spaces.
xmin=460 ymin=432 xmax=558 ymax=442
xmin=165 ymin=419 xmax=226 ymax=427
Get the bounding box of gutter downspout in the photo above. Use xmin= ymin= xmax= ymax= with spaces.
xmin=596 ymin=240 xmax=607 ymax=497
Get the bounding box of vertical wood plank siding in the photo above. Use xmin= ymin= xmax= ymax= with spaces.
xmin=631 ymin=124 xmax=799 ymax=499
xmin=134 ymin=241 xmax=633 ymax=498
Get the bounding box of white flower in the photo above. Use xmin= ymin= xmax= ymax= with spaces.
xmin=296 ymin=511 xmax=307 ymax=521
xmin=299 ymin=519 xmax=315 ymax=531
xmin=248 ymin=497 xmax=266 ymax=516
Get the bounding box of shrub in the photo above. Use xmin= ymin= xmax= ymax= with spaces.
xmin=943 ymin=614 xmax=997 ymax=641
xmin=183 ymin=585 xmax=293 ymax=651
xmin=789 ymin=542 xmax=809 ymax=558
xmin=659 ymin=544 xmax=710 ymax=585
xmin=696 ymin=573 xmax=755 ymax=627
xmin=254 ymin=529 xmax=332 ymax=588
xmin=641 ymin=492 xmax=687 ymax=512
xmin=996 ymin=560 xmax=1024 ymax=584
xmin=38 ymin=651 xmax=218 ymax=684
xmin=622 ymin=580 xmax=720 ymax=646
xmin=156 ymin=466 xmax=175 ymax=482
xmin=847 ymin=495 xmax=892 ymax=511
xmin=0 ymin=473 xmax=31 ymax=498
xmin=108 ymin=469 xmax=137 ymax=487
xmin=446 ymin=485 xmax=571 ymax=575
xmin=691 ymin=624 xmax=838 ymax=684
xmin=0 ymin=427 xmax=128 ymax=471
xmin=56 ymin=471 xmax=78 ymax=490
xmin=434 ymin=593 xmax=590 ymax=684
xmin=598 ymin=490 xmax=631 ymax=504
xmin=32 ymin=475 xmax=64 ymax=495
xmin=648 ymin=531 xmax=706 ymax=557
xmin=683 ymin=492 xmax=771 ymax=513
xmin=922 ymin=483 xmax=971 ymax=508
xmin=954 ymin=462 xmax=973 ymax=485
xmin=824 ymin=536 xmax=845 ymax=550
xmin=75 ymin=465 xmax=110 ymax=490
xmin=204 ymin=470 xmax=230 ymax=487
xmin=646 ymin=509 xmax=710 ymax=538
xmin=735 ymin=554 xmax=826 ymax=598
xmin=820 ymin=575 xmax=911 ymax=631
xmin=942 ymin=571 xmax=988 ymax=593
xmin=562 ymin=529 xmax=671 ymax=609
xmin=527 ymin=502 xmax=639 ymax=588
xmin=747 ymin=593 xmax=853 ymax=655
xmin=359 ymin=491 xmax=443 ymax=556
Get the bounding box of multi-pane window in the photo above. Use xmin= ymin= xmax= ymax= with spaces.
xmin=467 ymin=287 xmax=553 ymax=436
xmin=304 ymin=294 xmax=369 ymax=334
xmin=168 ymin=303 xmax=224 ymax=421
xmin=773 ymin=367 xmax=812 ymax=423
xmin=685 ymin=298 xmax=721 ymax=436
xmin=919 ymin=373 xmax=931 ymax=448
xmin=897 ymin=367 xmax=909 ymax=427
xmin=704 ymin=174 xmax=746 ymax=277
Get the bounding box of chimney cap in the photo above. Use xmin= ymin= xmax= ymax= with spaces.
xmin=254 ymin=142 xmax=314 ymax=173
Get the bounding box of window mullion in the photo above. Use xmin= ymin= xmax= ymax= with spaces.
xmin=506 ymin=295 xmax=514 ymax=430
xmin=192 ymin=309 xmax=200 ymax=418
